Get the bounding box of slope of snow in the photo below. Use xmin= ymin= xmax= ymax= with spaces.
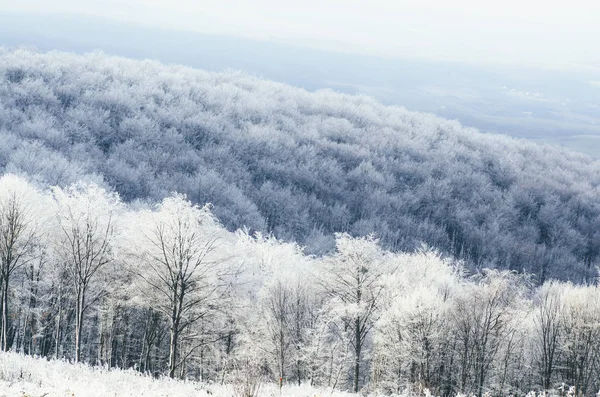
xmin=0 ymin=352 xmax=359 ymax=397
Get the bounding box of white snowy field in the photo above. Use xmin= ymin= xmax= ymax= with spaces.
xmin=0 ymin=352 xmax=359 ymax=397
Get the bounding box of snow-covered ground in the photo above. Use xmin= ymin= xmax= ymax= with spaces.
xmin=0 ymin=352 xmax=358 ymax=397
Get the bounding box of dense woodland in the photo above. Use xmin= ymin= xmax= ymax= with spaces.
xmin=1 ymin=174 xmax=600 ymax=396
xmin=2 ymin=50 xmax=600 ymax=282
xmin=3 ymin=49 xmax=600 ymax=396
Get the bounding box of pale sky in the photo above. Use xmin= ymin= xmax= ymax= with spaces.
xmin=4 ymin=0 xmax=600 ymax=69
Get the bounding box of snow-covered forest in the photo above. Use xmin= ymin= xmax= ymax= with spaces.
xmin=1 ymin=174 xmax=600 ymax=396
xmin=2 ymin=49 xmax=600 ymax=284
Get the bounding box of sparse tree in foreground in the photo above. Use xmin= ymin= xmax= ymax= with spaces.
xmin=128 ymin=195 xmax=231 ymax=378
xmin=52 ymin=183 xmax=120 ymax=363
xmin=533 ymin=281 xmax=564 ymax=392
xmin=453 ymin=270 xmax=526 ymax=397
xmin=0 ymin=175 xmax=44 ymax=351
xmin=320 ymin=233 xmax=389 ymax=392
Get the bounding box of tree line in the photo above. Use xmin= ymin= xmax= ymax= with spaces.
xmin=2 ymin=174 xmax=600 ymax=396
xmin=2 ymin=49 xmax=600 ymax=282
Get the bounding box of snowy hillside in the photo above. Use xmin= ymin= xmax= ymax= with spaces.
xmin=0 ymin=352 xmax=357 ymax=397
xmin=3 ymin=52 xmax=600 ymax=397
xmin=2 ymin=49 xmax=600 ymax=281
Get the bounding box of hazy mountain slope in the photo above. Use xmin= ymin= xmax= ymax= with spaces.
xmin=1 ymin=49 xmax=600 ymax=281
xmin=3 ymin=12 xmax=600 ymax=156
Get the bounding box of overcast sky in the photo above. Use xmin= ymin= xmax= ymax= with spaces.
xmin=4 ymin=0 xmax=600 ymax=70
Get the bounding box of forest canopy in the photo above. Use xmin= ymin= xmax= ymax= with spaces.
xmin=1 ymin=48 xmax=600 ymax=282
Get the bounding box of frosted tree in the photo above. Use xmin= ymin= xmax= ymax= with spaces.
xmin=0 ymin=175 xmax=46 ymax=351
xmin=234 ymin=231 xmax=317 ymax=385
xmin=263 ymin=270 xmax=315 ymax=383
xmin=372 ymin=249 xmax=460 ymax=394
xmin=532 ymin=281 xmax=564 ymax=391
xmin=559 ymin=285 xmax=600 ymax=395
xmin=451 ymin=270 xmax=527 ymax=397
xmin=126 ymin=194 xmax=233 ymax=378
xmin=375 ymin=287 xmax=448 ymax=392
xmin=52 ymin=183 xmax=121 ymax=363
xmin=319 ymin=233 xmax=390 ymax=392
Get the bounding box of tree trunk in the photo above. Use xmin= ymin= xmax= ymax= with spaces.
xmin=477 ymin=344 xmax=486 ymax=397
xmin=279 ymin=326 xmax=285 ymax=383
xmin=55 ymin=282 xmax=62 ymax=359
xmin=353 ymin=316 xmax=361 ymax=393
xmin=2 ymin=275 xmax=9 ymax=352
xmin=168 ymin=279 xmax=184 ymax=378
xmin=168 ymin=300 xmax=181 ymax=378
xmin=0 ymin=278 xmax=3 ymax=351
xmin=75 ymin=285 xmax=86 ymax=363
xmin=168 ymin=326 xmax=179 ymax=378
